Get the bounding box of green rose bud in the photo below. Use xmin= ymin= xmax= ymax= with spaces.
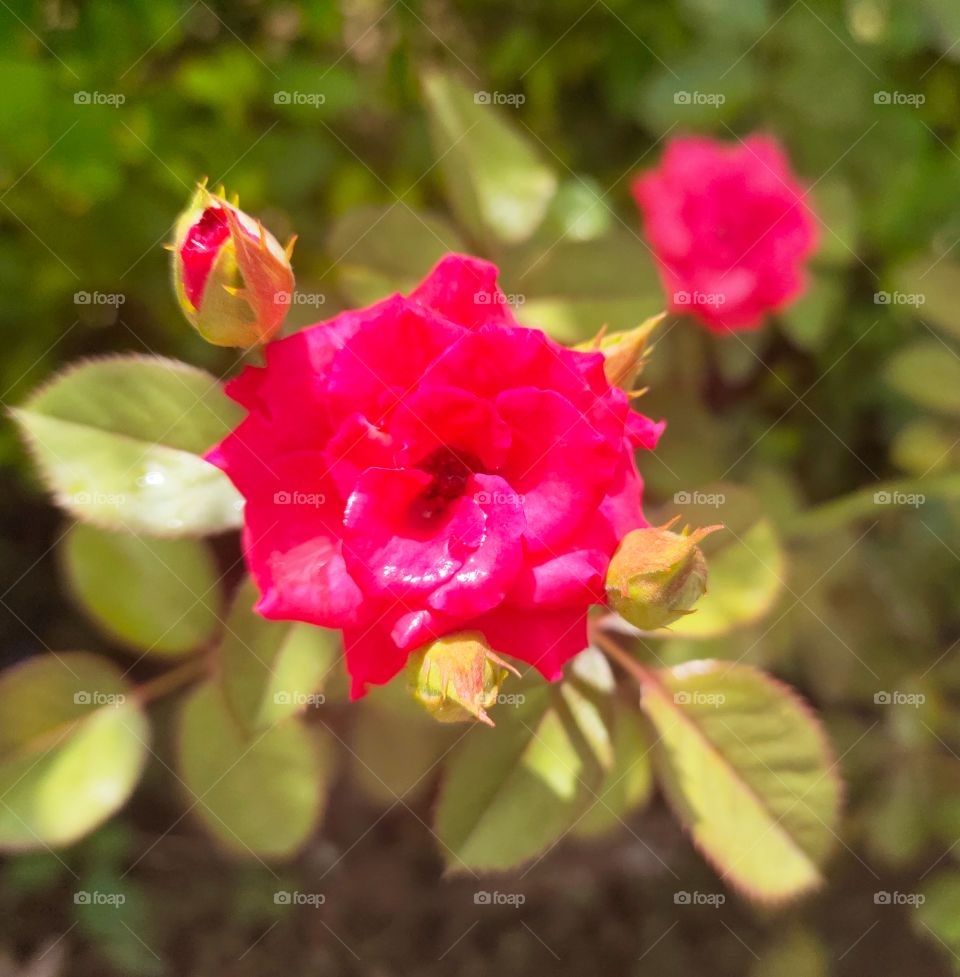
xmin=406 ymin=632 xmax=519 ymax=726
xmin=170 ymin=181 xmax=296 ymax=348
xmin=575 ymin=313 xmax=664 ymax=390
xmin=605 ymin=521 xmax=722 ymax=631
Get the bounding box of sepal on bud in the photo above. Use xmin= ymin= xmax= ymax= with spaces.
xmin=171 ymin=181 xmax=296 ymax=348
xmin=576 ymin=313 xmax=664 ymax=390
xmin=406 ymin=632 xmax=519 ymax=726
xmin=605 ymin=520 xmax=722 ymax=631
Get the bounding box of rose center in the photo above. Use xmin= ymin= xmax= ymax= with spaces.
xmin=414 ymin=446 xmax=483 ymax=521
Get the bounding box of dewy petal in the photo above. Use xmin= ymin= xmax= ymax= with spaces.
xmin=427 ymin=473 xmax=526 ymax=618
xmin=495 ymin=387 xmax=617 ymax=553
xmin=389 ymin=386 xmax=512 ymax=472
xmin=323 ymin=413 xmax=394 ymax=500
xmin=408 ymin=253 xmax=520 ymax=330
xmin=237 ymin=453 xmax=363 ymax=629
xmin=341 ymin=467 xmax=483 ymax=599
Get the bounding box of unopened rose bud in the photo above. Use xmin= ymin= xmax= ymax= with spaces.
xmin=171 ymin=181 xmax=296 ymax=347
xmin=406 ymin=632 xmax=519 ymax=726
xmin=605 ymin=522 xmax=722 ymax=631
xmin=576 ymin=313 xmax=663 ymax=389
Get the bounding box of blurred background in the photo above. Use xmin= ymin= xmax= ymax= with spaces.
xmin=2 ymin=0 xmax=960 ymax=973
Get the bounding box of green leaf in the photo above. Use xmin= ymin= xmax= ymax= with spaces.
xmin=779 ymin=271 xmax=843 ymax=353
xmin=574 ymin=707 xmax=653 ymax=839
xmin=809 ymin=179 xmax=858 ymax=267
xmin=0 ymin=653 xmax=149 ymax=850
xmin=422 ymin=71 xmax=557 ymax=247
xmin=63 ymin=523 xmax=221 ymax=656
xmin=176 ymin=682 xmax=330 ymax=858
xmin=655 ymin=485 xmax=786 ymax=638
xmin=885 ymin=340 xmax=960 ymax=417
xmin=434 ymin=688 xmax=600 ymax=872
xmin=642 ymin=660 xmax=840 ymax=903
xmin=787 ymin=472 xmax=960 ymax=536
xmin=915 ymin=872 xmax=960 ymax=968
xmin=895 ymin=256 xmax=960 ymax=343
xmin=350 ymin=682 xmax=453 ymax=805
xmin=501 ymin=230 xmax=664 ymax=343
xmin=219 ymin=579 xmax=340 ymax=732
xmin=326 ymin=205 xmax=465 ymax=306
xmin=11 ymin=355 xmax=244 ymax=537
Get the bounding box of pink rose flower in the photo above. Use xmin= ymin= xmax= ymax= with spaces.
xmin=207 ymin=255 xmax=663 ymax=697
xmin=632 ymin=134 xmax=818 ymax=332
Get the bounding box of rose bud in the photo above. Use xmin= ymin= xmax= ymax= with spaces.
xmin=605 ymin=522 xmax=722 ymax=631
xmin=171 ymin=182 xmax=296 ymax=348
xmin=406 ymin=632 xmax=520 ymax=726
xmin=575 ymin=313 xmax=663 ymax=390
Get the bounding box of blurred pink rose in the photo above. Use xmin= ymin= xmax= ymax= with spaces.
xmin=633 ymin=134 xmax=817 ymax=331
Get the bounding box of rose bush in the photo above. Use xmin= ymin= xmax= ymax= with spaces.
xmin=207 ymin=254 xmax=663 ymax=696
xmin=632 ymin=134 xmax=818 ymax=331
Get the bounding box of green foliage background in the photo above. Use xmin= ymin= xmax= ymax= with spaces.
xmin=2 ymin=0 xmax=960 ymax=974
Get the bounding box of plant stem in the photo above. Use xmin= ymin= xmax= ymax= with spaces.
xmin=590 ymin=624 xmax=656 ymax=690
xmin=134 ymin=655 xmax=210 ymax=705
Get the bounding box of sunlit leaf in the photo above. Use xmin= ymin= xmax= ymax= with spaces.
xmin=219 ymin=579 xmax=340 ymax=731
xmin=574 ymin=707 xmax=653 ymax=838
xmin=177 ymin=682 xmax=330 ymax=858
xmin=63 ymin=523 xmax=221 ymax=656
xmin=643 ymin=660 xmax=840 ymax=902
xmin=422 ymin=71 xmax=557 ymax=246
xmin=0 ymin=653 xmax=149 ymax=850
xmin=435 ymin=688 xmax=600 ymax=872
xmin=11 ymin=356 xmax=244 ymax=537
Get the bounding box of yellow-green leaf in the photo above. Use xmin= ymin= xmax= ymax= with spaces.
xmin=11 ymin=356 xmax=243 ymax=537
xmin=177 ymin=682 xmax=331 ymax=859
xmin=0 ymin=653 xmax=149 ymax=850
xmin=642 ymin=660 xmax=840 ymax=903
xmin=63 ymin=523 xmax=221 ymax=656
